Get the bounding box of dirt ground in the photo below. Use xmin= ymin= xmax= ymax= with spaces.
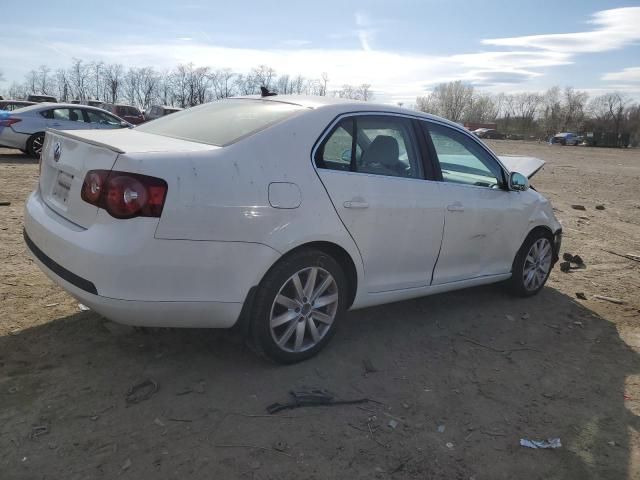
xmin=1 ymin=140 xmax=639 ymax=479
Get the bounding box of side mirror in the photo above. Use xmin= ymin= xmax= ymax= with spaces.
xmin=120 ymin=121 xmax=132 ymax=129
xmin=340 ymin=148 xmax=352 ymax=162
xmin=509 ymin=171 xmax=529 ymax=191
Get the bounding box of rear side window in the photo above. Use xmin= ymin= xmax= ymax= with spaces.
xmin=316 ymin=115 xmax=423 ymax=179
xmin=136 ymin=99 xmax=307 ymax=146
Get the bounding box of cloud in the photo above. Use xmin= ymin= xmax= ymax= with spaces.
xmin=355 ymin=12 xmax=373 ymax=51
xmin=482 ymin=7 xmax=640 ymax=53
xmin=602 ymin=67 xmax=640 ymax=83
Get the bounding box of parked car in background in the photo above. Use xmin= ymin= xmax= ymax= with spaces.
xmin=0 ymin=100 xmax=37 ymax=111
xmin=0 ymin=103 xmax=130 ymax=157
xmin=27 ymin=94 xmax=58 ymax=103
xmin=23 ymin=95 xmax=561 ymax=363
xmin=507 ymin=133 xmax=524 ymax=140
xmin=101 ymin=103 xmax=145 ymax=124
xmin=551 ymin=132 xmax=580 ymax=145
xmin=145 ymin=105 xmax=183 ymax=121
xmin=474 ymin=128 xmax=506 ymax=139
xmin=86 ymin=100 xmax=103 ymax=107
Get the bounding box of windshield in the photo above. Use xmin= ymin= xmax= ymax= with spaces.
xmin=136 ymin=99 xmax=307 ymax=146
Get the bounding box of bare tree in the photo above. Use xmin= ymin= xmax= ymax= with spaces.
xmin=464 ymin=93 xmax=498 ymax=123
xmin=25 ymin=70 xmax=38 ymax=94
xmin=55 ymin=68 xmax=71 ymax=102
xmin=513 ymin=92 xmax=540 ymax=134
xmin=210 ymin=69 xmax=235 ymax=99
xmin=36 ymin=65 xmax=52 ymax=95
xmin=69 ymin=59 xmax=90 ymax=101
xmin=319 ymin=72 xmax=329 ymax=96
xmin=418 ymin=81 xmax=473 ymax=122
xmin=561 ymin=87 xmax=588 ymax=132
xmin=104 ymin=64 xmax=123 ymax=103
xmin=252 ymin=65 xmax=276 ymax=90
xmin=589 ymin=92 xmax=629 ymax=135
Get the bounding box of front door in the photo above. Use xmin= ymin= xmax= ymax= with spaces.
xmin=315 ymin=114 xmax=444 ymax=293
xmin=422 ymin=121 xmax=524 ymax=284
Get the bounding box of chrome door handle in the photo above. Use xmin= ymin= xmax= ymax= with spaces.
xmin=344 ymin=200 xmax=369 ymax=209
xmin=447 ymin=203 xmax=464 ymax=212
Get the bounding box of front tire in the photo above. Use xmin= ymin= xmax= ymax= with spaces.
xmin=248 ymin=249 xmax=347 ymax=364
xmin=26 ymin=132 xmax=45 ymax=158
xmin=509 ymin=229 xmax=554 ymax=297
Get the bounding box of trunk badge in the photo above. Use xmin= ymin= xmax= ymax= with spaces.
xmin=54 ymin=142 xmax=62 ymax=162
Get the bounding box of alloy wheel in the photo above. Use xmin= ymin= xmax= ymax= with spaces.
xmin=269 ymin=266 xmax=339 ymax=353
xmin=523 ymin=237 xmax=552 ymax=291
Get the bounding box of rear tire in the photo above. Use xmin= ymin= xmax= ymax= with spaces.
xmin=26 ymin=132 xmax=45 ymax=158
xmin=509 ymin=229 xmax=554 ymax=297
xmin=248 ymin=249 xmax=347 ymax=364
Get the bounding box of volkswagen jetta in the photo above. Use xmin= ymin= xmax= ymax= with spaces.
xmin=24 ymin=95 xmax=562 ymax=363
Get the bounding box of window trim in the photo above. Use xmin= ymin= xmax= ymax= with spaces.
xmin=313 ymin=112 xmax=432 ymax=181
xmin=420 ymin=119 xmax=508 ymax=190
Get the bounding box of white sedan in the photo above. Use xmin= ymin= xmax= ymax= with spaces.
xmin=24 ymin=95 xmax=562 ymax=363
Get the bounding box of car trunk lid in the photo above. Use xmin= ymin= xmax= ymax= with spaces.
xmin=39 ymin=129 xmax=216 ymax=228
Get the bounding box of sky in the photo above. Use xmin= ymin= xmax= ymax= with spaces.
xmin=1 ymin=0 xmax=640 ymax=104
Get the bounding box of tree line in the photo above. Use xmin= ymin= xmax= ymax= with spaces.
xmin=1 ymin=60 xmax=373 ymax=108
xmin=416 ymin=81 xmax=640 ymax=141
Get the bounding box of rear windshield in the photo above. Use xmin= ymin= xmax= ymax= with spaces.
xmin=136 ymin=99 xmax=307 ymax=146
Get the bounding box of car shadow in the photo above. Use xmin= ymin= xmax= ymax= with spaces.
xmin=0 ymin=149 xmax=38 ymax=165
xmin=1 ymin=284 xmax=637 ymax=479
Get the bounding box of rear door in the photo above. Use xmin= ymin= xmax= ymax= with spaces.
xmin=315 ymin=114 xmax=444 ymax=293
xmin=421 ymin=121 xmax=525 ymax=284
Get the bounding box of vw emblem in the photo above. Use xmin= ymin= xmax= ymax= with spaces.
xmin=53 ymin=142 xmax=61 ymax=162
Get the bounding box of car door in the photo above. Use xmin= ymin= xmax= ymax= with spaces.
xmin=420 ymin=121 xmax=528 ymax=284
xmin=45 ymin=108 xmax=88 ymax=131
xmin=84 ymin=109 xmax=123 ymax=129
xmin=315 ymin=114 xmax=444 ymax=293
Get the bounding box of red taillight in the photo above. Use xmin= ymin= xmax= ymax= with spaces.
xmin=81 ymin=170 xmax=167 ymax=219
xmin=0 ymin=118 xmax=21 ymax=127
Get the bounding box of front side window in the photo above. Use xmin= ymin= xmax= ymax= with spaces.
xmin=137 ymin=99 xmax=307 ymax=146
xmin=86 ymin=110 xmax=121 ymax=126
xmin=316 ymin=115 xmax=422 ymax=179
xmin=424 ymin=122 xmax=504 ymax=188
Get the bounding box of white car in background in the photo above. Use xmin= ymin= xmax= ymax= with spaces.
xmin=24 ymin=95 xmax=562 ymax=363
xmin=0 ymin=103 xmax=129 ymax=157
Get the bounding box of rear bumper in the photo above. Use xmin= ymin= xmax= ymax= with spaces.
xmin=23 ymin=190 xmax=280 ymax=328
xmin=0 ymin=128 xmax=29 ymax=150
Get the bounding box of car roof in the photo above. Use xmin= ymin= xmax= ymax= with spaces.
xmin=229 ymin=95 xmax=463 ymax=130
xmin=9 ymin=103 xmax=117 ymax=114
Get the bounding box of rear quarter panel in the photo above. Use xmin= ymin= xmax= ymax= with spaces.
xmin=115 ymin=107 xmax=364 ymax=287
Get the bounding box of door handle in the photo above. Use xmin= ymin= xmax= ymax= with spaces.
xmin=446 ymin=203 xmax=464 ymax=212
xmin=344 ymin=200 xmax=369 ymax=209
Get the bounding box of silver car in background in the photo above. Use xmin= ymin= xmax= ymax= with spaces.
xmin=0 ymin=103 xmax=130 ymax=157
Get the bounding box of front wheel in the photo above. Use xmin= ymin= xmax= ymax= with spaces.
xmin=509 ymin=230 xmax=554 ymax=297
xmin=248 ymin=249 xmax=347 ymax=364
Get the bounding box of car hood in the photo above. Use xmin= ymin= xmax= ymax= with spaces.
xmin=498 ymin=155 xmax=545 ymax=179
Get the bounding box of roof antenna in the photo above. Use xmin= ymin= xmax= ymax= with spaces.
xmin=260 ymin=86 xmax=277 ymax=97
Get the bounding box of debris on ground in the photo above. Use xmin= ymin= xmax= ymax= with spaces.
xmin=595 ymin=204 xmax=605 ymax=210
xmin=608 ymin=440 xmax=618 ymax=447
xmin=560 ymin=262 xmax=571 ymax=273
xmin=594 ymin=295 xmax=626 ymax=305
xmin=267 ymin=389 xmax=372 ymax=414
xmin=30 ymin=425 xmax=49 ymax=440
xmin=437 ymin=425 xmax=446 ymax=433
xmin=521 ymin=312 xmax=530 ymax=320
xmin=571 ymin=204 xmax=586 ymax=210
xmin=563 ymin=253 xmax=585 ymax=265
xmin=78 ymin=303 xmax=90 ymax=311
xmin=363 ymin=358 xmax=378 ymax=374
xmin=446 ymin=442 xmax=455 ymax=449
xmin=505 ymin=314 xmax=515 ymax=321
xmin=388 ymin=419 xmax=398 ymax=429
xmin=520 ymin=438 xmax=562 ymax=449
xmin=272 ymin=440 xmax=288 ymax=452
xmin=0 ymin=201 xmax=11 ymax=206
xmin=121 ymin=458 xmax=132 ymax=471
xmin=45 ymin=303 xmax=59 ymax=308
xmin=126 ymin=378 xmax=159 ymax=405
xmin=576 ymin=292 xmax=587 ymax=300
xmin=603 ymin=249 xmax=640 ymax=264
